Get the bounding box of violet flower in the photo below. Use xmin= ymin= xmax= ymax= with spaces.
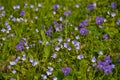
xmin=79 ymin=20 xmax=88 ymax=28
xmin=87 ymin=3 xmax=96 ymax=11
xmin=15 ymin=42 xmax=24 ymax=51
xmin=111 ymin=2 xmax=117 ymax=9
xmin=20 ymin=10 xmax=25 ymax=16
xmin=103 ymin=34 xmax=110 ymax=40
xmin=64 ymin=10 xmax=71 ymax=16
xmin=53 ymin=4 xmax=60 ymax=10
xmin=95 ymin=16 xmax=105 ymax=25
xmin=80 ymin=28 xmax=89 ymax=35
xmin=45 ymin=25 xmax=52 ymax=36
xmin=62 ymin=67 xmax=71 ymax=76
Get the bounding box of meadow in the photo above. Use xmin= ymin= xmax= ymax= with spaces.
xmin=0 ymin=0 xmax=120 ymax=80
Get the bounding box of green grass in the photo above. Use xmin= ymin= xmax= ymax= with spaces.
xmin=0 ymin=0 xmax=120 ymax=80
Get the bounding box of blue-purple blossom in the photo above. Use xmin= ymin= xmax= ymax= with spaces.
xmin=103 ymin=34 xmax=110 ymax=40
xmin=117 ymin=57 xmax=120 ymax=62
xmin=45 ymin=25 xmax=52 ymax=36
xmin=41 ymin=74 xmax=47 ymax=80
xmin=53 ymin=4 xmax=60 ymax=10
xmin=79 ymin=20 xmax=88 ymax=28
xmin=20 ymin=10 xmax=25 ymax=16
xmin=116 ymin=20 xmax=120 ymax=25
xmin=87 ymin=3 xmax=96 ymax=11
xmin=80 ymin=28 xmax=89 ymax=35
xmin=77 ymin=54 xmax=84 ymax=60
xmin=95 ymin=16 xmax=105 ymax=25
xmin=96 ymin=56 xmax=115 ymax=75
xmin=64 ymin=10 xmax=71 ymax=16
xmin=62 ymin=67 xmax=71 ymax=76
xmin=15 ymin=42 xmax=24 ymax=51
xmin=111 ymin=2 xmax=117 ymax=9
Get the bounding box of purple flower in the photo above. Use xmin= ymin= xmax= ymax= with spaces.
xmin=77 ymin=54 xmax=84 ymax=60
xmin=87 ymin=3 xmax=96 ymax=11
xmin=53 ymin=4 xmax=60 ymax=10
xmin=79 ymin=20 xmax=88 ymax=27
xmin=15 ymin=42 xmax=24 ymax=51
xmin=20 ymin=10 xmax=25 ymax=16
xmin=62 ymin=67 xmax=71 ymax=76
xmin=64 ymin=10 xmax=71 ymax=16
xmin=103 ymin=34 xmax=110 ymax=40
xmin=111 ymin=2 xmax=117 ymax=9
xmin=117 ymin=57 xmax=120 ymax=62
xmin=95 ymin=16 xmax=105 ymax=25
xmin=116 ymin=20 xmax=120 ymax=25
xmin=96 ymin=56 xmax=115 ymax=75
xmin=45 ymin=26 xmax=52 ymax=36
xmin=80 ymin=28 xmax=89 ymax=35
xmin=103 ymin=65 xmax=112 ymax=75
xmin=104 ymin=56 xmax=112 ymax=64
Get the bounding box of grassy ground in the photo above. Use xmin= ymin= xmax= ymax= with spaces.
xmin=0 ymin=0 xmax=120 ymax=80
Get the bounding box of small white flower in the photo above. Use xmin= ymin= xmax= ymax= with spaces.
xmin=53 ymin=76 xmax=58 ymax=80
xmin=98 ymin=50 xmax=103 ymax=55
xmin=59 ymin=17 xmax=63 ymax=22
xmin=35 ymin=28 xmax=39 ymax=33
xmin=53 ymin=11 xmax=56 ymax=15
xmin=12 ymin=69 xmax=16 ymax=74
xmin=91 ymin=56 xmax=96 ymax=63
xmin=77 ymin=54 xmax=84 ymax=60
xmin=75 ymin=4 xmax=79 ymax=8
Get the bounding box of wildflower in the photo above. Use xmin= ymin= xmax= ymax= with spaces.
xmin=87 ymin=3 xmax=96 ymax=11
xmin=59 ymin=17 xmax=64 ymax=22
xmin=38 ymin=3 xmax=42 ymax=7
xmin=91 ymin=56 xmax=96 ymax=63
xmin=7 ymin=65 xmax=11 ymax=69
xmin=111 ymin=12 xmax=116 ymax=17
xmin=58 ymin=38 xmax=62 ymax=43
xmin=77 ymin=54 xmax=84 ymax=60
xmin=51 ymin=53 xmax=57 ymax=59
xmin=30 ymin=4 xmax=34 ymax=8
xmin=75 ymin=35 xmax=80 ymax=39
xmin=79 ymin=20 xmax=88 ymax=28
xmin=29 ymin=58 xmax=33 ymax=63
xmin=96 ymin=56 xmax=115 ymax=75
xmin=63 ymin=42 xmax=68 ymax=48
xmin=9 ymin=61 xmax=16 ymax=66
xmin=53 ymin=76 xmax=58 ymax=80
xmin=111 ymin=2 xmax=117 ymax=9
xmin=80 ymin=28 xmax=89 ymax=35
xmin=45 ymin=26 xmax=52 ymax=36
xmin=53 ymin=4 xmax=60 ymax=10
xmin=116 ymin=20 xmax=120 ymax=25
xmin=55 ymin=46 xmax=60 ymax=51
xmin=62 ymin=67 xmax=71 ymax=76
xmin=10 ymin=78 xmax=15 ymax=80
xmin=95 ymin=16 xmax=105 ymax=25
xmin=75 ymin=4 xmax=79 ymax=8
xmin=1 ymin=28 xmax=6 ymax=32
xmin=13 ymin=5 xmax=20 ymax=9
xmin=35 ymin=28 xmax=39 ymax=33
xmin=103 ymin=34 xmax=110 ymax=40
xmin=22 ymin=54 xmax=26 ymax=61
xmin=41 ymin=74 xmax=47 ymax=80
xmin=117 ymin=57 xmax=120 ymax=62
xmin=98 ymin=50 xmax=103 ymax=55
xmin=32 ymin=61 xmax=38 ymax=66
xmin=38 ymin=40 xmax=42 ymax=44
xmin=64 ymin=10 xmax=71 ymax=16
xmin=46 ymin=67 xmax=54 ymax=76
xmin=20 ymin=10 xmax=25 ymax=16
xmin=12 ymin=69 xmax=16 ymax=74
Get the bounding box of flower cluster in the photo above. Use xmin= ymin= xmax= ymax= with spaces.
xmin=96 ymin=56 xmax=115 ymax=75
